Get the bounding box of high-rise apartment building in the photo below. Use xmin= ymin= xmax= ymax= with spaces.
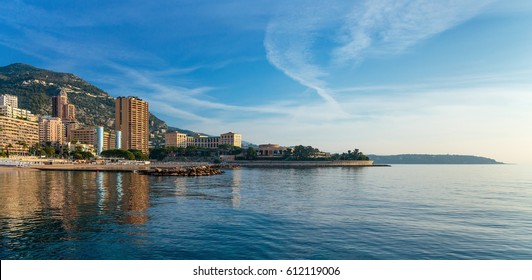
xmin=39 ymin=116 xmax=64 ymax=145
xmin=115 ymin=97 xmax=149 ymax=154
xmin=63 ymin=103 xmax=76 ymax=121
xmin=52 ymin=91 xmax=76 ymax=121
xmin=70 ymin=127 xmax=96 ymax=146
xmin=64 ymin=121 xmax=81 ymax=142
xmin=0 ymin=115 xmax=39 ymax=155
xmin=52 ymin=93 xmax=67 ymax=118
xmin=0 ymin=94 xmax=39 ymax=155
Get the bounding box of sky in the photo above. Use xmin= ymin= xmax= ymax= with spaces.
xmin=1 ymin=0 xmax=531 ymax=163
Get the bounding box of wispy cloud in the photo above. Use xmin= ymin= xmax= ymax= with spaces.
xmin=264 ymin=0 xmax=493 ymax=110
xmin=104 ymin=63 xmax=311 ymax=122
xmin=333 ymin=0 xmax=494 ymax=63
xmin=264 ymin=3 xmax=345 ymax=110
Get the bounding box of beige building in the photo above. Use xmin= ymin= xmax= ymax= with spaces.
xmin=184 ymin=132 xmax=243 ymax=149
xmin=52 ymin=91 xmax=76 ymax=121
xmin=71 ymin=127 xmax=116 ymax=151
xmin=115 ymin=97 xmax=149 ymax=154
xmin=0 ymin=105 xmax=37 ymax=121
xmin=257 ymin=144 xmax=288 ymax=157
xmin=64 ymin=121 xmax=82 ymax=142
xmin=71 ymin=127 xmax=96 ymax=146
xmin=220 ymin=132 xmax=242 ymax=147
xmin=106 ymin=131 xmax=116 ymax=151
xmin=0 ymin=115 xmax=39 ymax=155
xmin=0 ymin=94 xmax=37 ymax=121
xmin=187 ymin=134 xmax=220 ymax=149
xmin=165 ymin=131 xmax=188 ymax=148
xmin=63 ymin=103 xmax=76 ymax=121
xmin=39 ymin=116 xmax=64 ymax=145
xmin=0 ymin=94 xmax=18 ymax=108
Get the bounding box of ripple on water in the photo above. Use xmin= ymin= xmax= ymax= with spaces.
xmin=1 ymin=166 xmax=532 ymax=259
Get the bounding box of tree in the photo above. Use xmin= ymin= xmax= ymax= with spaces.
xmin=292 ymin=145 xmax=319 ymax=160
xmin=100 ymin=149 xmax=135 ymax=160
xmin=218 ymin=144 xmax=242 ymax=156
xmin=29 ymin=143 xmax=42 ymax=156
xmin=246 ymin=147 xmax=257 ymax=160
xmin=128 ymin=149 xmax=149 ymax=161
xmin=6 ymin=144 xmax=13 ymax=157
xmin=149 ymin=148 xmax=167 ymax=160
xmin=43 ymin=146 xmax=55 ymax=158
xmin=335 ymin=148 xmax=369 ymax=160
xmin=71 ymin=150 xmax=93 ymax=160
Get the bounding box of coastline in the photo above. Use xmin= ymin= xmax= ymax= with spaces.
xmin=228 ymin=160 xmax=385 ymax=167
xmin=0 ymin=166 xmax=40 ymax=172
xmin=22 ymin=160 xmax=386 ymax=172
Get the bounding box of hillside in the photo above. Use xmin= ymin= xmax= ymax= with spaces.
xmin=0 ymin=63 xmax=190 ymax=146
xmin=368 ymin=154 xmax=503 ymax=164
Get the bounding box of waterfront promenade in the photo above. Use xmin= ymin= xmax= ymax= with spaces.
xmin=1 ymin=157 xmax=382 ymax=173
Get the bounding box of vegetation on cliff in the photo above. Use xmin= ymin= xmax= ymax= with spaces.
xmin=0 ymin=63 xmax=176 ymax=146
xmin=368 ymin=154 xmax=502 ymax=164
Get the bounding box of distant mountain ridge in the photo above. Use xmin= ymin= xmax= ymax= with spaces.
xmin=368 ymin=154 xmax=503 ymax=164
xmin=0 ymin=63 xmax=202 ymax=146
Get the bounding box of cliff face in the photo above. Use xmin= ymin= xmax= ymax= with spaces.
xmin=0 ymin=63 xmax=169 ymax=145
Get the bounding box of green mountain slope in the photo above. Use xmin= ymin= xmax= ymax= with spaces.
xmin=0 ymin=63 xmax=186 ymax=146
xmin=0 ymin=63 xmax=117 ymax=127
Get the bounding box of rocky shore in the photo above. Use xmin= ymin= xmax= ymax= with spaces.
xmin=138 ymin=165 xmax=224 ymax=176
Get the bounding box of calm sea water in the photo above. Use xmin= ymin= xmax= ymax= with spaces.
xmin=1 ymin=165 xmax=531 ymax=260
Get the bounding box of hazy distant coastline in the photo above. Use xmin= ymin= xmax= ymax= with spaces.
xmin=368 ymin=154 xmax=503 ymax=165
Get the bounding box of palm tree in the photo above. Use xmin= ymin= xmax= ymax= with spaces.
xmin=6 ymin=144 xmax=13 ymax=157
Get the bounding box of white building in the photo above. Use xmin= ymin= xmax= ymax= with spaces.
xmin=0 ymin=94 xmax=18 ymax=108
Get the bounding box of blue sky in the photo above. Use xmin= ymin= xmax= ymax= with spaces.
xmin=1 ymin=0 xmax=531 ymax=163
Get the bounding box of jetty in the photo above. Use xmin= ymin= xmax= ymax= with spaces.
xmin=228 ymin=160 xmax=384 ymax=167
xmin=138 ymin=165 xmax=223 ymax=176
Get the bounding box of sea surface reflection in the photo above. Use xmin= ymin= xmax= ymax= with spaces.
xmin=1 ymin=166 xmax=532 ymax=259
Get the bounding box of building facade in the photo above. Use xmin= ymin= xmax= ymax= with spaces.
xmin=52 ymin=93 xmax=67 ymax=119
xmin=52 ymin=91 xmax=76 ymax=121
xmin=165 ymin=131 xmax=188 ymax=148
xmin=187 ymin=134 xmax=220 ymax=149
xmin=0 ymin=105 xmax=37 ymax=121
xmin=64 ymin=121 xmax=82 ymax=143
xmin=0 ymin=94 xmax=18 ymax=108
xmin=39 ymin=116 xmax=64 ymax=145
xmin=70 ymin=127 xmax=96 ymax=146
xmin=0 ymin=94 xmax=37 ymax=121
xmin=71 ymin=127 xmax=116 ymax=151
xmin=63 ymin=103 xmax=76 ymax=121
xmin=257 ymin=144 xmax=288 ymax=157
xmin=220 ymin=132 xmax=242 ymax=147
xmin=0 ymin=115 xmax=39 ymax=155
xmin=182 ymin=132 xmax=243 ymax=149
xmin=115 ymin=97 xmax=149 ymax=154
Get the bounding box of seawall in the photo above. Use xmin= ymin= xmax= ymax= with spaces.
xmin=228 ymin=160 xmax=381 ymax=167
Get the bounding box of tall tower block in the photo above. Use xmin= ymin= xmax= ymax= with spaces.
xmin=115 ymin=97 xmax=149 ymax=154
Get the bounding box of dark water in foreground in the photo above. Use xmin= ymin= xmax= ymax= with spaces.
xmin=1 ymin=165 xmax=531 ymax=260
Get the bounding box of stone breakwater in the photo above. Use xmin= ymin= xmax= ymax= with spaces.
xmin=139 ymin=165 xmax=224 ymax=176
xmin=229 ymin=160 xmax=378 ymax=167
